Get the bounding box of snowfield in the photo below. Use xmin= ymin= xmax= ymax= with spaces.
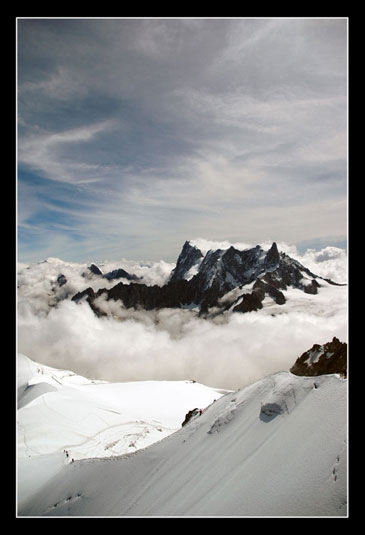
xmin=17 ymin=354 xmax=226 ymax=510
xmin=18 ymin=356 xmax=347 ymax=517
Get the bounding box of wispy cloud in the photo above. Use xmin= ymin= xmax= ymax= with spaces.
xmin=18 ymin=120 xmax=116 ymax=184
xmin=20 ymin=66 xmax=86 ymax=101
xmin=17 ymin=18 xmax=347 ymax=262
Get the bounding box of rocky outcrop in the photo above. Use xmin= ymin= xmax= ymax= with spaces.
xmin=253 ymin=278 xmax=286 ymax=305
xmin=232 ymin=289 xmax=265 ymax=314
xmin=71 ymin=287 xmax=103 ymax=317
xmin=181 ymin=408 xmax=202 ymax=427
xmin=103 ymin=268 xmax=140 ymax=282
xmin=290 ymin=337 xmax=347 ymax=377
xmin=56 ymin=274 xmax=67 ymax=287
xmin=83 ymin=263 xmax=139 ymax=281
xmin=88 ymin=264 xmax=103 ymax=276
xmin=264 ymin=241 xmax=280 ymax=269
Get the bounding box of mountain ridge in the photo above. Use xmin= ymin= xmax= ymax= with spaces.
xmin=72 ymin=240 xmax=345 ymax=317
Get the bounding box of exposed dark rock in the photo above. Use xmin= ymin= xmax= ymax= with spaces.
xmin=91 ymin=277 xmax=209 ymax=313
xmin=199 ymin=278 xmax=227 ymax=315
xmin=103 ymin=268 xmax=140 ymax=282
xmin=57 ymin=274 xmax=67 ymax=287
xmin=72 ymin=287 xmax=96 ymax=304
xmin=88 ymin=264 xmax=103 ymax=276
xmin=182 ymin=408 xmax=202 ymax=427
xmin=322 ymin=278 xmax=347 ymax=287
xmin=71 ymin=287 xmax=105 ymax=317
xmin=170 ymin=241 xmax=204 ymax=283
xmin=232 ymin=290 xmax=264 ymax=314
xmin=290 ymin=337 xmax=347 ymax=377
xmin=253 ymin=279 xmax=286 ymax=305
xmin=303 ymin=279 xmax=320 ymax=295
xmin=264 ymin=241 xmax=280 ymax=269
xmin=84 ymin=263 xmax=139 ymax=282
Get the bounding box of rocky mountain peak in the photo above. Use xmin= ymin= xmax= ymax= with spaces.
xmin=290 ymin=337 xmax=347 ymax=377
xmin=264 ymin=242 xmax=280 ymax=268
xmin=72 ymin=239 xmax=344 ymax=318
xmin=88 ymin=264 xmax=103 ymax=276
xmin=83 ymin=263 xmax=139 ymax=282
xmin=169 ymin=240 xmax=204 ymax=282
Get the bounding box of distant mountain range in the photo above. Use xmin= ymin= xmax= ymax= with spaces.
xmin=72 ymin=240 xmax=345 ymax=317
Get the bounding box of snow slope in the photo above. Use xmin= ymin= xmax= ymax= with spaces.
xmin=17 ymin=354 xmax=225 ymax=508
xmin=19 ymin=370 xmax=347 ymax=517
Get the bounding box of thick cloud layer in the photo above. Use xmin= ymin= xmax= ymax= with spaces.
xmin=17 ymin=243 xmax=347 ymax=390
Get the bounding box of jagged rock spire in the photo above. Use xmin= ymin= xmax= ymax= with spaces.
xmin=265 ymin=242 xmax=280 ymax=268
xmin=169 ymin=240 xmax=204 ymax=282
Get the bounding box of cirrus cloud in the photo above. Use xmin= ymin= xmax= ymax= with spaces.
xmin=17 ymin=18 xmax=347 ymax=263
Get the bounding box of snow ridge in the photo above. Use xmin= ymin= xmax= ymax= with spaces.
xmin=18 ymin=368 xmax=347 ymax=517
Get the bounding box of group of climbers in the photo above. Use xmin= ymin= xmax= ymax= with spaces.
xmin=63 ymin=449 xmax=75 ymax=463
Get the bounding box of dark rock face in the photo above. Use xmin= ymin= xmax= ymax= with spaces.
xmin=303 ymin=279 xmax=320 ymax=295
xmin=170 ymin=241 xmax=204 ymax=282
xmin=181 ymin=408 xmax=202 ymax=427
xmin=194 ymin=245 xmax=265 ymax=293
xmin=89 ymin=278 xmax=212 ymax=314
xmin=88 ymin=264 xmax=103 ymax=276
xmin=49 ymin=273 xmax=70 ymax=306
xmin=253 ymin=279 xmax=285 ymax=304
xmin=232 ymin=290 xmax=264 ymax=314
xmin=71 ymin=287 xmax=106 ymax=317
xmin=290 ymin=337 xmax=347 ymax=377
xmin=71 ymin=287 xmax=96 ymax=306
xmin=103 ymin=268 xmax=139 ymax=282
xmin=264 ymin=241 xmax=280 ymax=269
xmin=85 ymin=263 xmax=139 ymax=281
xmin=57 ymin=274 xmax=67 ymax=287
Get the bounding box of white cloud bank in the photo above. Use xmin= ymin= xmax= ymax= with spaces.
xmin=17 ymin=243 xmax=347 ymax=390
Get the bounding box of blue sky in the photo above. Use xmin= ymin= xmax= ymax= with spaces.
xmin=17 ymin=18 xmax=347 ymax=263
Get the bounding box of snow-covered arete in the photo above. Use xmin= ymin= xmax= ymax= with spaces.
xmin=18 ymin=355 xmax=347 ymax=517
